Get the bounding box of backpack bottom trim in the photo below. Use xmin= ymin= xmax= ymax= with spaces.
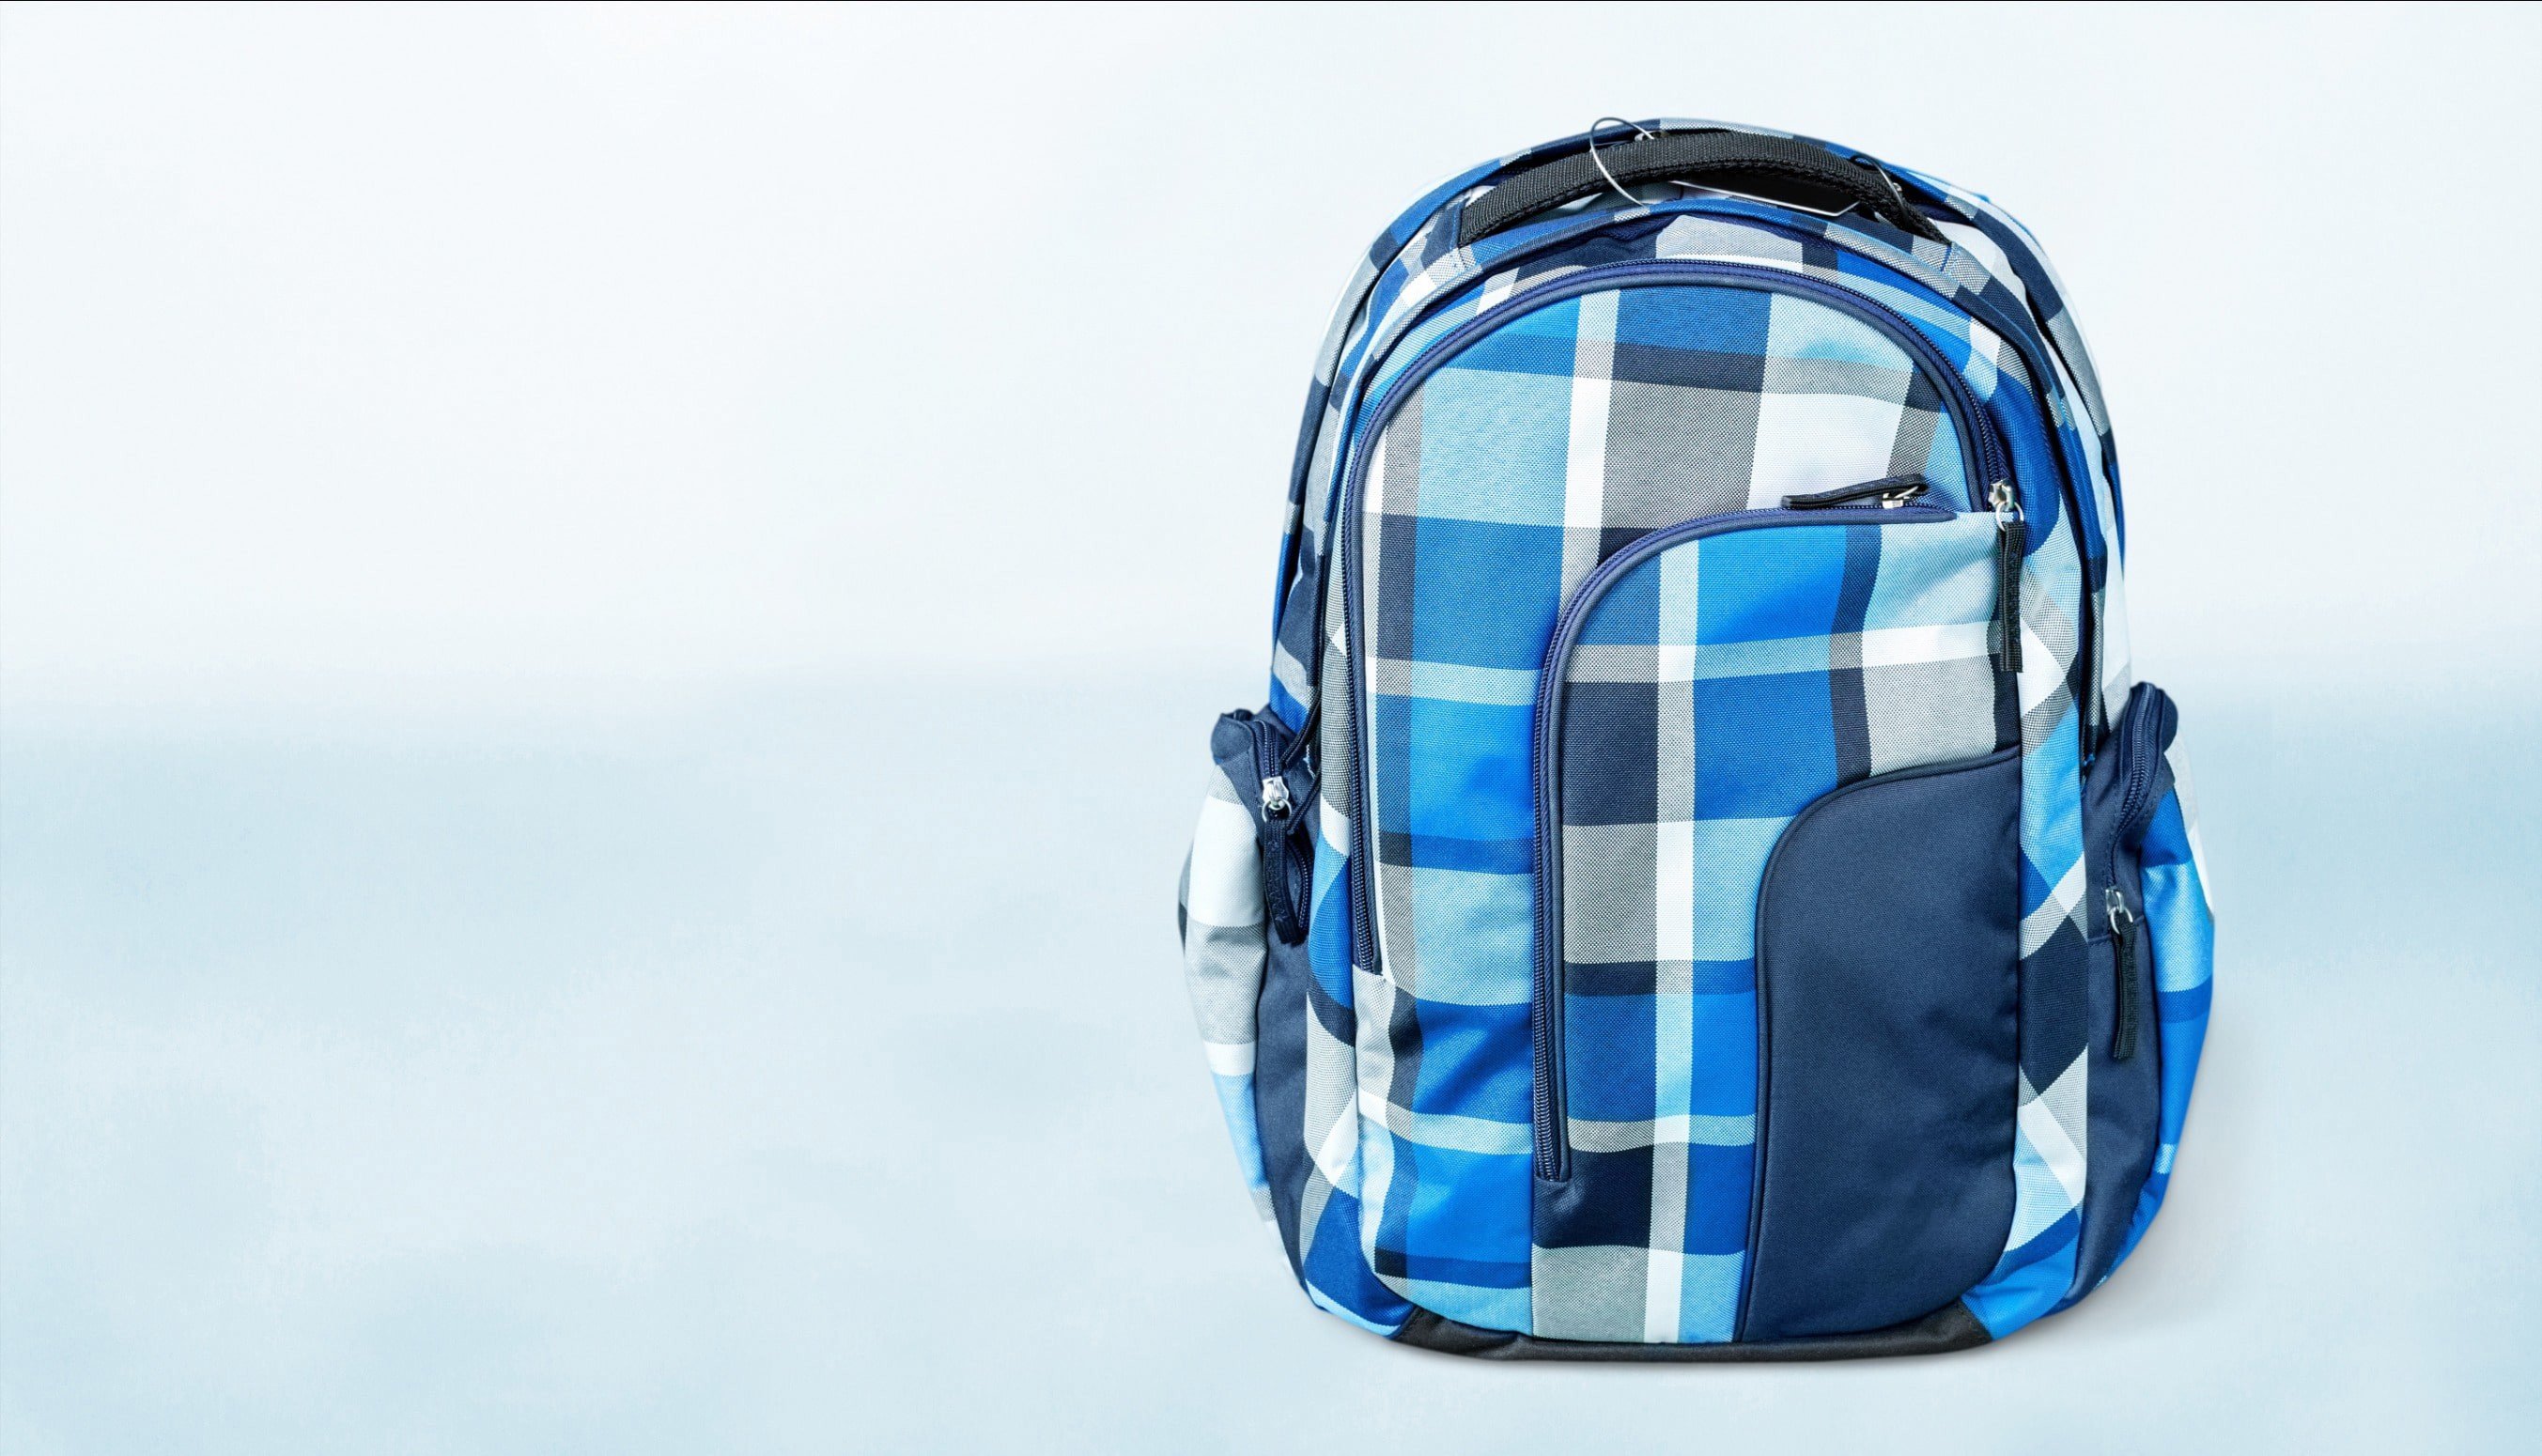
xmin=1389 ymin=1300 xmax=1989 ymax=1362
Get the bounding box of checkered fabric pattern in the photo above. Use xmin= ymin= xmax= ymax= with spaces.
xmin=1532 ymin=513 xmax=2005 ymax=1341
xmin=1193 ymin=124 xmax=2206 ymax=1351
xmin=1328 ymin=202 xmax=2104 ymax=1339
xmin=1348 ymin=278 xmax=1998 ymax=1336
xmin=1294 ymin=583 xmax=1414 ymax=1333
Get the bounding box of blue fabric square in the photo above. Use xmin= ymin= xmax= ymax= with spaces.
xmin=1409 ymin=997 xmax=1533 ymax=1123
xmin=1402 ymin=1144 xmax=1533 ymax=1266
xmin=1405 ymin=696 xmax=1535 ymax=840
xmin=1862 ymin=516 xmax=1997 ymax=629
xmin=1371 ymin=690 xmax=1416 ymax=837
xmin=1697 ymin=526 xmax=1848 ymax=643
xmin=1307 ymin=846 xmax=1355 ymax=1007
xmin=1448 ymin=294 xmax=1585 ymax=376
xmin=1565 ymin=990 xmax=1656 ymax=1123
xmin=1694 ymin=670 xmax=1837 ymax=818
xmin=1685 ymin=984 xmax=1759 ymax=1118
xmin=1683 ymin=1141 xmax=1756 ymax=1254
xmin=1409 ymin=517 xmax=1564 ymax=669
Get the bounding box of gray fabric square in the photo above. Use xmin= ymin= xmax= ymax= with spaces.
xmin=1865 ymin=655 xmax=1998 ymax=774
xmin=1530 ymin=1245 xmax=1651 ymax=1342
xmin=1601 ymin=381 xmax=1761 ymax=526
xmin=1563 ymin=821 xmax=1659 ymax=963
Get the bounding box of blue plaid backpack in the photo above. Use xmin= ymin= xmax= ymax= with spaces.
xmin=1177 ymin=122 xmax=2214 ymax=1359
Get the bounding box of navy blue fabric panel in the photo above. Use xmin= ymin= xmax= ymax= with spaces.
xmin=1253 ymin=929 xmax=1315 ymax=1277
xmin=2069 ymin=684 xmax=2179 ymax=1297
xmin=1743 ymin=749 xmax=2023 ymax=1340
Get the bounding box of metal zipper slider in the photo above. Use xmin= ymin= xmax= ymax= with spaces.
xmin=1990 ymin=479 xmax=2022 ymax=524
xmin=1260 ymin=776 xmax=1293 ymax=818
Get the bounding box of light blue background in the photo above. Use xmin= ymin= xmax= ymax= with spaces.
xmin=4 ymin=5 xmax=2535 ymax=1452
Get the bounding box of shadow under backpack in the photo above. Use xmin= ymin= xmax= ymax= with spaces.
xmin=1175 ymin=122 xmax=2215 ymax=1360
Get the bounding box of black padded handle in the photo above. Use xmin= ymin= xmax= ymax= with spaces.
xmin=1457 ymin=129 xmax=1945 ymax=247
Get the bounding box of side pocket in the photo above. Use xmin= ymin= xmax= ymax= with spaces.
xmin=1178 ymin=709 xmax=1316 ymax=1231
xmin=1741 ymin=748 xmax=2023 ymax=1340
xmin=2094 ymin=686 xmax=2216 ymax=1275
xmin=2080 ymin=684 xmax=2216 ymax=1286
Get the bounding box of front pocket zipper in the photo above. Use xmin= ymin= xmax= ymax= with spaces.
xmin=1781 ymin=474 xmax=1931 ymax=510
xmin=1529 ymin=497 xmax=2009 ymax=1182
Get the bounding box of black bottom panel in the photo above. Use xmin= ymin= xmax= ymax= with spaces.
xmin=1391 ymin=1301 xmax=1989 ymax=1362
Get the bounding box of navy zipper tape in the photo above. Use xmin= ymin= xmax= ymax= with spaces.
xmin=2111 ymin=688 xmax=2168 ymax=842
xmin=1527 ymin=502 xmax=1959 ymax=1182
xmin=2077 ymin=684 xmax=2172 ymax=960
xmin=1338 ymin=258 xmax=2009 ymax=981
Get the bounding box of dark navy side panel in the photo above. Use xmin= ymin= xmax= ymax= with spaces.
xmin=1743 ymin=749 xmax=2023 ymax=1340
xmin=1253 ymin=931 xmax=1316 ymax=1273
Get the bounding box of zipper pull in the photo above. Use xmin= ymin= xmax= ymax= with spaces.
xmin=1991 ymin=480 xmax=2023 ymax=674
xmin=1258 ymin=772 xmax=1313 ymax=945
xmin=1782 ymin=475 xmax=1930 ymax=510
xmin=2106 ymin=885 xmax=2141 ymax=1061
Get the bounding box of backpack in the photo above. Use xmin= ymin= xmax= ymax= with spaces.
xmin=1176 ymin=121 xmax=2215 ymax=1360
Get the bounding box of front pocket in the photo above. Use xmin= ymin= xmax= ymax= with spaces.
xmin=1526 ymin=503 xmax=2015 ymax=1344
xmin=1738 ymin=749 xmax=2023 ymax=1340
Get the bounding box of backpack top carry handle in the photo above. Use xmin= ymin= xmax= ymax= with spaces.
xmin=1455 ymin=126 xmax=1947 ymax=247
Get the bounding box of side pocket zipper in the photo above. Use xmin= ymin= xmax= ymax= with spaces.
xmin=2106 ymin=886 xmax=2142 ymax=1061
xmin=1242 ymin=712 xmax=1314 ymax=946
xmin=2099 ymin=685 xmax=2170 ymax=1061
